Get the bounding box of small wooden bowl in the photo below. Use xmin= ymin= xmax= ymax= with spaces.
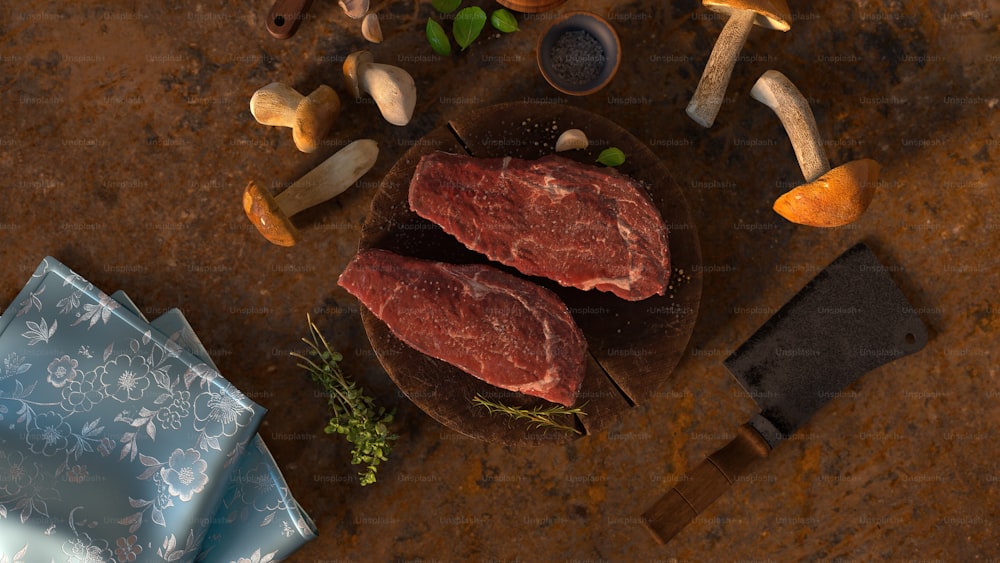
xmin=496 ymin=0 xmax=567 ymax=13
xmin=536 ymin=12 xmax=621 ymax=96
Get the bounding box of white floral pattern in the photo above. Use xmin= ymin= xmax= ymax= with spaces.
xmin=233 ymin=548 xmax=278 ymax=563
xmin=0 ymin=258 xmax=265 ymax=563
xmin=0 ymin=543 xmax=28 ymax=563
xmin=2 ymin=352 xmax=31 ymax=380
xmin=144 ymin=311 xmax=317 ymax=563
xmin=98 ymin=354 xmax=152 ymax=403
xmin=60 ymin=371 xmax=104 ymax=414
xmin=46 ymin=355 xmax=81 ymax=388
xmin=62 ymin=532 xmax=110 ymax=563
xmin=194 ymin=383 xmax=254 ymax=446
xmin=0 ymin=450 xmax=33 ymax=496
xmin=162 ymin=448 xmax=209 ymax=502
xmin=26 ymin=412 xmax=72 ymax=456
xmin=156 ymin=390 xmax=191 ymax=431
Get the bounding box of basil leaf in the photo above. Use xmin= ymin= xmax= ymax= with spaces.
xmin=426 ymin=18 xmax=452 ymax=56
xmin=597 ymin=147 xmax=626 ymax=167
xmin=432 ymin=0 xmax=461 ymax=13
xmin=490 ymin=8 xmax=519 ymax=33
xmin=453 ymin=6 xmax=487 ymax=51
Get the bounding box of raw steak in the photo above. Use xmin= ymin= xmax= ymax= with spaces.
xmin=338 ymin=249 xmax=587 ymax=406
xmin=408 ymin=152 xmax=671 ymax=301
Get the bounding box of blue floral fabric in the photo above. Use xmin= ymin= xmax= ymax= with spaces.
xmin=0 ymin=258 xmax=266 ymax=562
xmin=144 ymin=308 xmax=317 ymax=562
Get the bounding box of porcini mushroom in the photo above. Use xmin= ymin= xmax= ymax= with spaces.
xmin=339 ymin=0 xmax=369 ymax=19
xmin=362 ymin=13 xmax=382 ymax=43
xmin=243 ymin=139 xmax=378 ymax=246
xmin=685 ymin=0 xmax=791 ymax=128
xmin=343 ymin=50 xmax=416 ymax=126
xmin=250 ymin=83 xmax=341 ymax=153
xmin=751 ymin=70 xmax=880 ymax=227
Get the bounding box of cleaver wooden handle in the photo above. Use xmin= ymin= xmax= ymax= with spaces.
xmin=266 ymin=0 xmax=312 ymax=39
xmin=642 ymin=422 xmax=772 ymax=544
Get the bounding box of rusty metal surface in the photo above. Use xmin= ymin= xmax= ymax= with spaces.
xmin=1 ymin=0 xmax=997 ymax=559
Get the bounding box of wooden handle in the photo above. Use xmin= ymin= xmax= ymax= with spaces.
xmin=642 ymin=423 xmax=772 ymax=544
xmin=266 ymin=0 xmax=312 ymax=39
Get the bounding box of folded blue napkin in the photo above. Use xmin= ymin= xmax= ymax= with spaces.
xmin=123 ymin=301 xmax=317 ymax=562
xmin=0 ymin=258 xmax=266 ymax=562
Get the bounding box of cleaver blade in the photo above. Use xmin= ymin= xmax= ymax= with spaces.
xmin=725 ymin=242 xmax=929 ymax=448
xmin=642 ymin=242 xmax=929 ymax=545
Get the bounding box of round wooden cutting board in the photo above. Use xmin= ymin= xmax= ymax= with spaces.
xmin=358 ymin=102 xmax=702 ymax=445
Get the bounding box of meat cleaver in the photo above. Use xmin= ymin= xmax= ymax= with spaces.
xmin=642 ymin=242 xmax=929 ymax=544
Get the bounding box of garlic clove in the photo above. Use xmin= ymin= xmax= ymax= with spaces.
xmin=362 ymin=13 xmax=383 ymax=43
xmin=555 ymin=129 xmax=589 ymax=152
xmin=339 ymin=0 xmax=369 ymax=19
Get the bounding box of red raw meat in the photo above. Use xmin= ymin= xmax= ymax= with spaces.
xmin=338 ymin=249 xmax=587 ymax=406
xmin=408 ymin=152 xmax=671 ymax=301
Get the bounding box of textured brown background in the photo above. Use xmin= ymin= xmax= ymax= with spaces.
xmin=1 ymin=0 xmax=997 ymax=560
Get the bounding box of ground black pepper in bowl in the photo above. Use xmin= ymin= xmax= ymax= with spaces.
xmin=537 ymin=12 xmax=620 ymax=96
xmin=549 ymin=30 xmax=606 ymax=87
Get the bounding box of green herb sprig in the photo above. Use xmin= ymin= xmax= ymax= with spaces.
xmin=292 ymin=316 xmax=397 ymax=486
xmin=472 ymin=394 xmax=586 ymax=435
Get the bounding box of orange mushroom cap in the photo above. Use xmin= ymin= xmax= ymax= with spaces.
xmin=773 ymin=159 xmax=880 ymax=227
xmin=242 ymin=180 xmax=301 ymax=246
xmin=703 ymin=0 xmax=792 ymax=31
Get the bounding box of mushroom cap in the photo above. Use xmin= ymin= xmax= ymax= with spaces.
xmin=293 ymin=85 xmax=341 ymax=153
xmin=243 ymin=180 xmax=301 ymax=246
xmin=703 ymin=0 xmax=791 ymax=31
xmin=343 ymin=50 xmax=375 ymax=98
xmin=773 ymin=159 xmax=880 ymax=227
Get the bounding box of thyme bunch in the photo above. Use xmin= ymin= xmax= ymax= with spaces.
xmin=292 ymin=316 xmax=397 ymax=486
xmin=472 ymin=394 xmax=586 ymax=435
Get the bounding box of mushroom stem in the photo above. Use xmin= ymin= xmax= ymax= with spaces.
xmin=275 ymin=139 xmax=379 ymax=217
xmin=685 ymin=9 xmax=755 ymax=128
xmin=344 ymin=51 xmax=416 ymax=126
xmin=360 ymin=64 xmax=415 ymax=126
xmin=250 ymin=83 xmax=303 ymax=126
xmin=750 ymin=70 xmax=831 ymax=182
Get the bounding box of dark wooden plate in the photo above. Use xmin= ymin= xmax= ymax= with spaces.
xmin=358 ymin=102 xmax=702 ymax=445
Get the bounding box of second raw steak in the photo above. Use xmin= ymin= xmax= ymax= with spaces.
xmin=408 ymin=152 xmax=671 ymax=301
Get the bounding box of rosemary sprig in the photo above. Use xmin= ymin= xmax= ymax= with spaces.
xmin=472 ymin=394 xmax=586 ymax=435
xmin=292 ymin=315 xmax=397 ymax=486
